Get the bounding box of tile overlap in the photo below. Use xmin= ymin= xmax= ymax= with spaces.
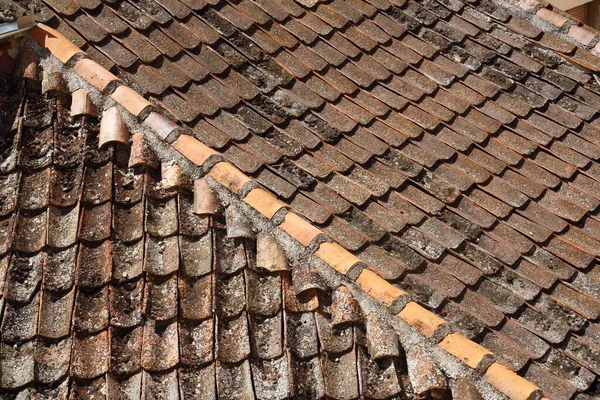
xmin=4 ymin=0 xmax=600 ymax=396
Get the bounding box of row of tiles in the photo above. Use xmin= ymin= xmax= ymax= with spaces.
xmin=21 ymin=2 xmax=600 ymax=396
xmin=0 ymin=77 xmax=495 ymax=399
xmin=22 ymin=25 xmax=600 ymax=400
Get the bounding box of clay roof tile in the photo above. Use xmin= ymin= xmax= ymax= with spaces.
xmin=70 ymin=88 xmax=97 ymax=116
xmin=255 ymin=231 xmax=288 ymax=272
xmin=98 ymin=106 xmax=129 ymax=147
xmin=407 ymin=346 xmax=448 ymax=398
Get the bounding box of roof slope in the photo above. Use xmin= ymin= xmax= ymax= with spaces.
xmin=3 ymin=0 xmax=600 ymax=398
xmin=0 ymin=70 xmax=483 ymax=399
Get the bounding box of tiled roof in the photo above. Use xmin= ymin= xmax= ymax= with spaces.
xmin=0 ymin=69 xmax=486 ymax=399
xmin=3 ymin=0 xmax=600 ymax=397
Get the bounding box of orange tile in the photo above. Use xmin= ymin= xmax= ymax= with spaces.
xmin=315 ymin=242 xmax=362 ymax=275
xmin=193 ymin=179 xmax=217 ymax=215
xmin=279 ymin=212 xmax=323 ymax=246
xmin=397 ymin=302 xmax=445 ymax=337
xmin=243 ymin=188 xmax=288 ymax=219
xmin=208 ymin=162 xmax=252 ymax=193
xmin=111 ymin=85 xmax=152 ymax=117
xmin=438 ymin=332 xmax=492 ymax=369
xmin=70 ymin=89 xmax=97 ymax=117
xmin=355 ymin=269 xmax=406 ymax=306
xmin=29 ymin=24 xmax=83 ymax=63
xmin=73 ymin=58 xmax=119 ymax=91
xmin=98 ymin=107 xmax=129 ymax=147
xmin=172 ymin=135 xmax=218 ymax=166
xmin=484 ymin=363 xmax=539 ymax=400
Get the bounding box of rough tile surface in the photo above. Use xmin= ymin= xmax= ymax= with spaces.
xmin=3 ymin=0 xmax=600 ymax=396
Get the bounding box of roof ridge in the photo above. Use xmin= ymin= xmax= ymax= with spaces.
xmin=497 ymin=0 xmax=600 ymax=62
xmin=28 ymin=22 xmax=547 ymax=400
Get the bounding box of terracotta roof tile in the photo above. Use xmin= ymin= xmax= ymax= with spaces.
xmin=397 ymin=301 xmax=445 ymax=337
xmin=13 ymin=0 xmax=600 ymax=396
xmin=30 ymin=24 xmax=84 ymax=63
xmin=485 ymin=362 xmax=541 ymax=400
xmin=69 ymin=11 xmax=109 ymax=43
xmin=356 ymin=268 xmax=406 ymax=306
xmin=279 ymin=211 xmax=323 ymax=245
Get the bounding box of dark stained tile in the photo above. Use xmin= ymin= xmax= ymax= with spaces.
xmin=524 ymin=246 xmax=576 ymax=282
xmin=518 ymin=306 xmax=570 ymax=344
xmin=68 ymin=12 xmax=109 ymax=43
xmin=551 ymin=283 xmax=600 ymax=319
xmin=179 ymin=273 xmax=212 ymax=321
xmin=179 ymin=318 xmax=213 ymax=367
xmin=14 ymin=211 xmax=47 ymax=254
xmin=498 ymin=319 xmax=550 ymax=360
xmin=217 ymin=359 xmax=255 ymax=398
xmin=250 ymin=356 xmax=290 ymax=399
xmin=289 ymin=355 xmax=325 ymax=398
xmin=71 ymin=331 xmax=109 ymax=379
xmin=321 ymin=348 xmax=359 ymax=399
xmin=216 ymin=312 xmax=251 ymax=363
xmin=18 ymin=168 xmax=51 ymax=211
xmin=145 ymin=236 xmax=179 ymax=276
xmin=440 ymin=301 xmax=487 ymax=338
xmin=144 ymin=274 xmax=178 ymax=322
xmin=0 ymin=341 xmax=35 ymax=389
xmin=481 ymin=331 xmax=531 ymax=371
xmin=315 ymin=312 xmax=354 ymax=354
xmin=118 ymin=29 xmax=162 ymax=64
xmin=141 ymin=320 xmax=179 ymax=372
xmin=538 ymin=191 xmax=587 ymax=223
xmin=47 ymin=205 xmax=79 ymax=250
xmin=215 ymin=270 xmax=246 ymax=319
xmin=406 ymin=346 xmax=448 ymax=397
xmin=74 ymin=286 xmax=109 ymax=334
xmin=326 ymin=172 xmax=372 ymax=206
xmin=417 ymin=217 xmax=466 ymax=250
xmin=2 ymin=292 xmax=39 ymax=342
xmin=109 ymin=326 xmax=142 ymax=376
xmin=146 ymin=196 xmax=179 ymax=237
xmin=79 ymin=201 xmax=112 ymax=242
xmin=290 ymin=193 xmax=331 ymax=225
xmin=482 ymin=176 xmax=528 ymax=208
xmin=77 ymin=240 xmax=112 ymax=289
xmin=110 ymin=279 xmax=144 ymax=328
xmin=97 ymin=38 xmax=138 ymax=68
xmin=41 ymin=247 xmax=76 ymax=295
xmin=322 ymin=216 xmax=370 ymax=251
xmin=34 ymin=337 xmax=72 ymax=385
xmin=113 ymin=203 xmax=144 ymax=243
xmin=545 ymin=236 xmax=594 ymax=269
xmin=283 ymin=274 xmax=319 ymax=313
xmin=501 ymin=169 xmax=546 ymax=199
xmin=525 ymin=363 xmax=577 ymax=400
